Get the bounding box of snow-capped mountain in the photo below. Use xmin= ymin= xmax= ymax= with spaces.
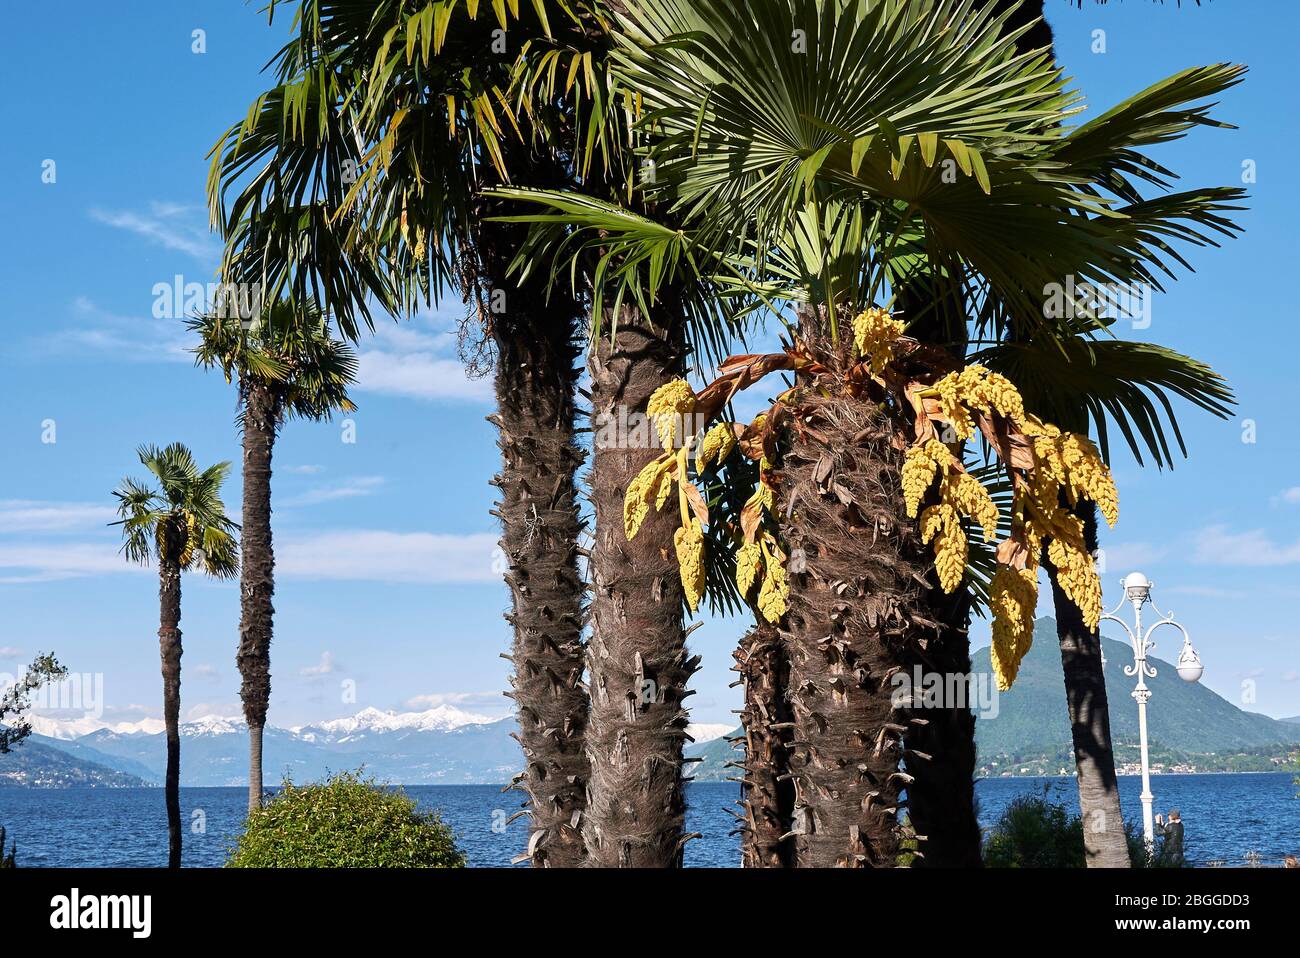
xmin=22 ymin=705 xmax=518 ymax=787
xmin=686 ymin=723 xmax=735 ymax=745
xmin=295 ymin=704 xmax=496 ymax=741
xmin=25 ymin=714 xmax=166 ymax=740
xmin=18 ymin=706 xmax=742 ymax=787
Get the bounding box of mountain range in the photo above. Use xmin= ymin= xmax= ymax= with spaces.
xmin=4 ymin=704 xmax=736 ymax=787
xmin=5 ymin=619 xmax=1297 ymax=786
xmin=688 ymin=617 xmax=1300 ymax=779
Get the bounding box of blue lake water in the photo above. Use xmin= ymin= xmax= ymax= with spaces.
xmin=1 ymin=773 xmax=1295 ymax=867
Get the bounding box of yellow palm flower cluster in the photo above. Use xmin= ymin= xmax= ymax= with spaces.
xmin=990 ymin=566 xmax=1038 ymax=690
xmin=625 ymin=399 xmax=748 ymax=616
xmin=920 ymin=503 xmax=967 ymax=593
xmin=624 ymin=455 xmax=674 ymax=540
xmin=757 ymin=537 xmax=788 ymax=624
xmin=1023 ymin=418 xmax=1119 ymax=528
xmin=904 ymin=438 xmax=999 ymax=594
xmin=733 ymin=533 xmax=787 ymax=624
xmin=1018 ymin=470 xmax=1103 ymax=630
xmin=647 ymin=378 xmax=696 ymax=451
xmin=914 ymin=362 xmax=1118 ymax=689
xmin=902 ymin=439 xmax=950 ymax=517
xmin=674 ymin=518 xmax=706 ymax=613
xmin=932 ymin=365 xmax=1026 ymax=442
xmin=697 ymin=422 xmax=736 ymax=470
xmin=853 ymin=307 xmax=906 ymax=374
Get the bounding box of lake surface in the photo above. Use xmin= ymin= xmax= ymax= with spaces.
xmin=2 ymin=773 xmax=1295 ymax=867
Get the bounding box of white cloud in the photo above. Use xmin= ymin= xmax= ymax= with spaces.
xmin=0 ymin=528 xmax=500 ymax=586
xmin=34 ymin=297 xmax=193 ymax=364
xmin=1192 ymin=525 xmax=1300 ymax=567
xmin=0 ymin=500 xmax=118 ymax=533
xmin=0 ymin=647 xmax=23 ymax=659
xmin=280 ymin=476 xmax=385 ymax=508
xmin=88 ymin=203 xmax=218 ymax=261
xmin=1280 ymin=487 xmax=1300 ymax=504
xmin=1162 ymin=585 xmax=1249 ymax=600
xmin=300 ymin=651 xmax=338 ymax=677
xmin=354 ymin=319 xmax=492 ymax=403
xmin=191 ymin=664 xmax=219 ymax=680
xmin=402 ymin=691 xmax=504 ymax=713
xmin=0 ymin=542 xmax=144 ymax=583
xmin=283 ymin=465 xmax=325 ymax=475
xmin=1096 ymin=541 xmax=1167 ymax=574
xmin=276 ymin=530 xmax=499 ymax=583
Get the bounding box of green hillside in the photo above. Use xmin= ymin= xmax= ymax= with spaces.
xmin=690 ymin=617 xmax=1300 ymax=779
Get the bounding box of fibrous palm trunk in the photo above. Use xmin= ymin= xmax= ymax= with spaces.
xmin=734 ymin=623 xmax=794 ymax=867
xmin=1045 ymin=502 xmax=1131 ymax=867
xmin=238 ymin=379 xmax=277 ymax=815
xmin=158 ymin=552 xmax=183 ymax=868
xmin=778 ymin=344 xmax=943 ymax=867
xmin=583 ymin=307 xmax=698 ymax=867
xmin=903 ymin=582 xmax=983 ymax=867
xmin=494 ymin=294 xmax=590 ymax=868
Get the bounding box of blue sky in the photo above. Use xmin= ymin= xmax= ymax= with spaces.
xmin=1 ymin=1 xmax=1296 ymax=735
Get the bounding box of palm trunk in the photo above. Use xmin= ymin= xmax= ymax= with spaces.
xmin=238 ymin=378 xmax=277 ymax=815
xmin=903 ymin=582 xmax=983 ymax=867
xmin=734 ymin=623 xmax=794 ymax=867
xmin=493 ymin=296 xmax=590 ymax=867
xmin=248 ymin=725 xmax=264 ymax=815
xmin=583 ymin=307 xmax=697 ymax=868
xmin=778 ymin=343 xmax=943 ymax=867
xmin=892 ymin=273 xmax=982 ymax=867
xmin=158 ymin=553 xmax=183 ymax=868
xmin=1045 ymin=502 xmax=1131 ymax=867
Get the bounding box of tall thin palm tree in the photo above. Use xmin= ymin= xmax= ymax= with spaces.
xmin=207 ymin=1 xmax=605 ymax=866
xmin=980 ymin=0 xmax=1224 ymax=869
xmin=112 ymin=443 xmax=239 ymax=867
xmin=189 ymin=297 xmax=357 ymax=814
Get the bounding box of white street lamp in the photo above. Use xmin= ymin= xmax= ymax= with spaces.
xmin=1100 ymin=572 xmax=1202 ymax=852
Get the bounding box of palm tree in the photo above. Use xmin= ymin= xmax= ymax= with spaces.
xmin=207 ymin=1 xmax=610 ymax=866
xmin=112 ymin=443 xmax=239 ymax=867
xmin=499 ymin=0 xmax=1244 ymax=866
xmin=211 ymin=1 xmax=737 ymax=866
xmin=189 ymin=297 xmax=357 ymax=814
xmin=979 ymin=0 xmax=1225 ymax=869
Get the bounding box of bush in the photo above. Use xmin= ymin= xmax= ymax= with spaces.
xmin=983 ymin=790 xmax=1085 ymax=867
xmin=983 ymin=786 xmax=1186 ymax=868
xmin=226 ymin=771 xmax=465 ymax=868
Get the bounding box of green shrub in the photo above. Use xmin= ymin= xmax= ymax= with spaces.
xmin=226 ymin=771 xmax=465 ymax=868
xmin=983 ymin=789 xmax=1085 ymax=867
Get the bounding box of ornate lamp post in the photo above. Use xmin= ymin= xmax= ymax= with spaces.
xmin=1100 ymin=572 xmax=1203 ymax=850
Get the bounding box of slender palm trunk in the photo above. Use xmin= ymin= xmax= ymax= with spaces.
xmin=1046 ymin=502 xmax=1130 ymax=867
xmin=778 ymin=343 xmax=943 ymax=867
xmin=493 ymin=294 xmax=590 ymax=867
xmin=892 ymin=276 xmax=982 ymax=867
xmin=583 ymin=307 xmax=696 ymax=867
xmin=238 ymin=379 xmax=277 ymax=815
xmin=903 ymin=582 xmax=983 ymax=867
xmin=734 ymin=623 xmax=794 ymax=867
xmin=158 ymin=552 xmax=183 ymax=868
